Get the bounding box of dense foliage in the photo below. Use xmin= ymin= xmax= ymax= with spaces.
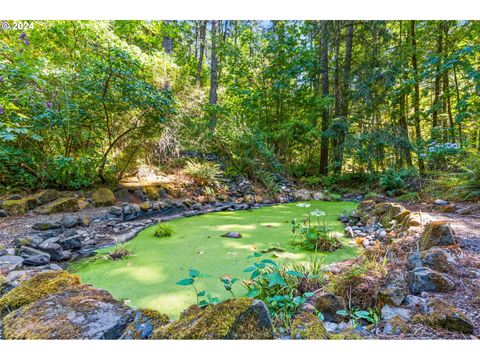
xmin=1 ymin=20 xmax=479 ymax=193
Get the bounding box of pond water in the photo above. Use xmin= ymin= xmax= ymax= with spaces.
xmin=73 ymin=200 xmax=358 ymax=318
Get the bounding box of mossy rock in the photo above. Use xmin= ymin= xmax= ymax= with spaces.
xmin=144 ymin=186 xmax=160 ymax=201
xmin=2 ymin=285 xmax=134 ymax=339
xmin=328 ymin=330 xmax=363 ymax=340
xmin=139 ymin=202 xmax=152 ymax=211
xmin=32 ymin=190 xmax=59 ymax=205
xmin=419 ymin=221 xmax=456 ymax=250
xmin=0 ymin=274 xmax=8 ymax=296
xmin=413 ymin=299 xmax=474 ymax=334
xmin=407 ymin=267 xmax=455 ymax=295
xmin=36 ymin=197 xmax=80 ymax=215
xmin=0 ymin=271 xmax=80 ymax=317
xmin=1 ymin=198 xmax=35 ymax=215
xmin=120 ymin=308 xmax=170 ymax=339
xmin=383 ymin=315 xmax=412 ymax=335
xmin=290 ymin=312 xmax=327 ymax=339
xmin=312 ymin=292 xmax=346 ymax=323
xmin=372 ymin=203 xmax=405 ymax=228
xmin=152 ymin=298 xmax=274 ymax=339
xmin=92 ymin=188 xmax=116 ymax=207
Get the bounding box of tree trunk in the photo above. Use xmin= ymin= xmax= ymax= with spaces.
xmin=410 ymin=20 xmax=425 ymax=172
xmin=432 ymin=21 xmax=443 ymax=137
xmin=319 ymin=21 xmax=330 ymax=175
xmin=197 ymin=20 xmax=207 ymax=85
xmin=333 ymin=21 xmax=354 ymax=174
xmin=209 ymin=20 xmax=219 ymax=131
xmin=162 ymin=21 xmax=173 ymax=56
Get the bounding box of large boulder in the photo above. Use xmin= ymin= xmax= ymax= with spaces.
xmin=20 ymin=246 xmax=51 ymax=266
xmin=311 ymin=293 xmax=346 ymax=323
xmin=92 ymin=188 xmax=116 ymax=207
xmin=407 ymin=267 xmax=455 ymax=295
xmin=2 ymin=285 xmax=134 ymax=339
xmin=0 ymin=271 xmax=80 ymax=317
xmin=419 ymin=221 xmax=456 ymax=250
xmin=120 ymin=308 xmax=170 ymax=339
xmin=36 ymin=197 xmax=80 ymax=215
xmin=0 ymin=255 xmax=24 ymax=272
xmin=152 ymin=298 xmax=274 ymax=339
xmin=372 ymin=202 xmax=405 ymax=228
xmin=290 ymin=312 xmax=327 ymax=339
xmin=1 ymin=197 xmax=36 ymax=215
xmin=413 ymin=299 xmax=474 ymax=334
xmin=420 ymin=248 xmax=454 ymax=273
xmin=143 ymin=186 xmax=160 ymax=201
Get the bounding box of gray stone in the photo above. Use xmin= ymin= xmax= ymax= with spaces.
xmin=0 ymin=209 xmax=8 ymax=217
xmin=2 ymin=286 xmax=134 ymax=339
xmin=221 ymin=232 xmax=242 ymax=239
xmin=419 ymin=221 xmax=456 ymax=250
xmin=312 ymin=293 xmax=347 ymax=323
xmin=381 ymin=305 xmax=412 ymax=321
xmin=32 ymin=221 xmax=62 ymax=231
xmin=109 ymin=206 xmax=123 ymax=216
xmin=434 ymin=199 xmax=449 ymax=206
xmin=0 ymin=255 xmax=24 ymax=271
xmin=59 ymin=235 xmax=83 ymax=250
xmin=36 ymin=241 xmax=64 ymax=262
xmin=62 ymin=214 xmax=78 ymax=228
xmin=407 ymin=267 xmax=455 ymax=295
xmin=20 ymin=246 xmax=51 ymax=266
xmin=379 ymin=271 xmax=407 ymax=306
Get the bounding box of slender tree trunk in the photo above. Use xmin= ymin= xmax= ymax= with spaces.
xmin=162 ymin=21 xmax=173 ymax=56
xmin=410 ymin=20 xmax=425 ymax=172
xmin=319 ymin=21 xmax=330 ymax=175
xmin=209 ymin=20 xmax=219 ymax=131
xmin=432 ymin=21 xmax=443 ymax=137
xmin=399 ymin=21 xmax=412 ymax=167
xmin=197 ymin=20 xmax=207 ymax=85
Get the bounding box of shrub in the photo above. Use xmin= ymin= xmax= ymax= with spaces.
xmin=108 ymin=242 xmax=133 ymax=261
xmin=291 ymin=204 xmax=341 ymax=252
xmin=379 ymin=168 xmax=417 ymax=193
xmin=183 ymin=160 xmax=222 ymax=186
xmin=153 ymin=223 xmax=174 ymax=238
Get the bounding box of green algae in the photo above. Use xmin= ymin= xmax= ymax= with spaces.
xmin=73 ymin=201 xmax=357 ymax=318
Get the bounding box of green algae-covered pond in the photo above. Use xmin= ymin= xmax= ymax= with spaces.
xmin=72 ymin=201 xmax=358 ymax=318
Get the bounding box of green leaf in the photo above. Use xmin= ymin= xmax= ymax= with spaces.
xmin=268 ymin=272 xmax=287 ymax=287
xmin=198 ymin=300 xmax=209 ymax=307
xmin=303 ymin=292 xmax=315 ymax=298
xmin=246 ymin=288 xmax=260 ymax=298
xmin=188 ymin=269 xmax=200 ymax=278
xmin=286 ymin=270 xmax=304 ymax=277
xmin=247 ymin=252 xmax=263 ymax=259
xmin=336 ymin=310 xmax=349 ymax=316
xmin=231 ymin=278 xmax=240 ymax=284
xmin=176 ymin=278 xmax=194 ymax=286
xmin=251 ymin=269 xmax=261 ymax=280
xmin=197 ymin=290 xmax=205 ymax=297
xmin=260 ymin=259 xmax=277 ymax=265
xmin=317 ymin=312 xmax=325 ymax=321
xmin=243 ymin=266 xmax=256 ymax=272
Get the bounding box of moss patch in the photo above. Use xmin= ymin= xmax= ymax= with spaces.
xmin=0 ymin=271 xmax=80 ymax=317
xmin=152 ymin=298 xmax=273 ymax=339
xmin=73 ymin=201 xmax=357 ymax=318
xmin=290 ymin=312 xmax=327 ymax=339
xmin=92 ymin=188 xmax=116 ymax=206
xmin=36 ymin=197 xmax=79 ymax=214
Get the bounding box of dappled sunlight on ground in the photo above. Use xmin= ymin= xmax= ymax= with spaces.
xmin=73 ymin=200 xmax=357 ymax=318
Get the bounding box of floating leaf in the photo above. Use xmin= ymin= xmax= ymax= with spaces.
xmin=176 ymin=278 xmax=194 ymax=286
xmin=188 ymin=269 xmax=200 ymax=278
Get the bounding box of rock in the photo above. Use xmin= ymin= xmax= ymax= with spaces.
xmin=0 ymin=209 xmax=8 ymax=217
xmin=0 ymin=274 xmax=7 ymax=295
xmin=36 ymin=241 xmax=64 ymax=261
xmin=440 ymin=204 xmax=457 ymax=213
xmin=92 ymin=188 xmax=116 ymax=207
xmin=20 ymin=246 xmax=51 ymax=266
xmin=36 ymin=197 xmax=79 ymax=215
xmin=371 ymin=202 xmax=405 ymax=228
xmin=1 ymin=198 xmax=32 ymax=215
xmin=32 ymin=190 xmax=59 ymax=205
xmin=109 ymin=206 xmax=123 ymax=216
xmin=407 ymin=251 xmax=423 ymax=270
xmin=419 ymin=221 xmax=456 ymax=250
xmin=0 ymin=271 xmax=80 ymax=317
xmin=143 ymin=186 xmax=160 ymax=201
xmin=420 ymin=248 xmax=453 ymax=273
xmin=0 ymin=255 xmax=24 ymax=272
xmin=32 ymin=221 xmax=62 ymax=231
xmin=62 ymin=214 xmax=78 ymax=228
xmin=120 ymin=309 xmax=170 ymax=339
xmin=344 ymin=226 xmax=354 ymax=238
xmin=383 ymin=315 xmax=412 ymax=335
xmin=293 ymin=189 xmax=313 ymax=201
xmin=381 ymin=305 xmax=412 ymax=321
xmin=414 ymin=299 xmax=474 ymax=334
xmin=59 ymin=235 xmax=82 ymax=251
xmin=407 ymin=267 xmax=455 ymax=295
xmin=221 ymin=232 xmax=242 ymax=239
xmin=379 ymin=271 xmax=406 ymax=306
xmin=312 ymin=293 xmax=346 ymax=323
xmin=403 ymin=295 xmax=427 ymax=311
xmin=2 ymin=285 xmax=133 ymax=339
xmin=434 ymin=199 xmax=449 ymax=206
xmin=139 ymin=202 xmax=152 ymax=211
xmin=290 ymin=312 xmax=327 ymax=339
xmin=152 ymin=299 xmax=274 ymax=339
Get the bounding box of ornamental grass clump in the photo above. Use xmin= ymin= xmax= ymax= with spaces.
xmin=153 ymin=223 xmax=174 ymax=238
